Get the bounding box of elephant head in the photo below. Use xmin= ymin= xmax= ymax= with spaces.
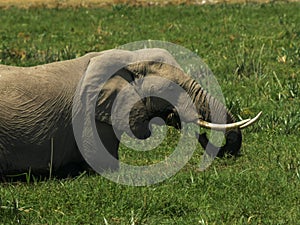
xmin=79 ymin=48 xmax=261 ymax=161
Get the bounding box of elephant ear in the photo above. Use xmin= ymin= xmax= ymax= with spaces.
xmin=94 ymin=68 xmax=135 ymax=125
xmin=75 ymin=48 xmax=182 ymax=138
xmin=95 ymin=69 xmax=152 ymax=139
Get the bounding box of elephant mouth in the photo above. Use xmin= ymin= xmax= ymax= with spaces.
xmin=129 ymin=108 xmax=181 ymax=139
xmin=129 ymin=97 xmax=182 ymax=139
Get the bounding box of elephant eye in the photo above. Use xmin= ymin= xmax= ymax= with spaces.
xmin=149 ymin=85 xmax=155 ymax=94
xmin=167 ymin=85 xmax=174 ymax=91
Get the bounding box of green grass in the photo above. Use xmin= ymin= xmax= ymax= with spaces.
xmin=1 ymin=2 xmax=300 ymax=224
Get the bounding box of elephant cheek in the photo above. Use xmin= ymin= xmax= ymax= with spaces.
xmin=127 ymin=102 xmax=152 ymax=139
xmin=129 ymin=120 xmax=151 ymax=139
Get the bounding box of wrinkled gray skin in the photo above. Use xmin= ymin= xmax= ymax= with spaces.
xmin=0 ymin=49 xmax=241 ymax=179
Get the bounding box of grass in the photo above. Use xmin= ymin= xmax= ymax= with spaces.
xmin=0 ymin=1 xmax=300 ymax=224
xmin=1 ymin=0 xmax=298 ymax=9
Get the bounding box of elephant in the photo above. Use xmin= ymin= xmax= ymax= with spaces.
xmin=0 ymin=48 xmax=261 ymax=179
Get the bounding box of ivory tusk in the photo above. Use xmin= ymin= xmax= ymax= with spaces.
xmin=197 ymin=111 xmax=262 ymax=131
xmin=240 ymin=111 xmax=262 ymax=129
xmin=197 ymin=118 xmax=251 ymax=131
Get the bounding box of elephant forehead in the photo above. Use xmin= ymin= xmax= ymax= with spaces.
xmin=148 ymin=63 xmax=186 ymax=83
xmin=142 ymin=77 xmax=172 ymax=90
xmin=134 ymin=48 xmax=180 ymax=67
xmin=132 ymin=76 xmax=179 ymax=99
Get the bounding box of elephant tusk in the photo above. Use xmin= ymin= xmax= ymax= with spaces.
xmin=197 ymin=118 xmax=251 ymax=131
xmin=197 ymin=111 xmax=262 ymax=131
xmin=239 ymin=111 xmax=262 ymax=129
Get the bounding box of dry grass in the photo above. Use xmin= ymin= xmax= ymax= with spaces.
xmin=0 ymin=0 xmax=298 ymax=8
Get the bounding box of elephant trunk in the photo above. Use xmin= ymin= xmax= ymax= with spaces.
xmin=187 ymin=80 xmax=242 ymax=157
xmin=197 ymin=126 xmax=242 ymax=157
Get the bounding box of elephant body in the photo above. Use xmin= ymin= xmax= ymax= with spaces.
xmin=0 ymin=48 xmax=245 ymax=179
xmin=0 ymin=52 xmax=103 ymax=176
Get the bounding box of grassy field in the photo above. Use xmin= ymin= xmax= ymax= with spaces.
xmin=0 ymin=1 xmax=300 ymax=224
xmin=1 ymin=0 xmax=299 ymax=9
